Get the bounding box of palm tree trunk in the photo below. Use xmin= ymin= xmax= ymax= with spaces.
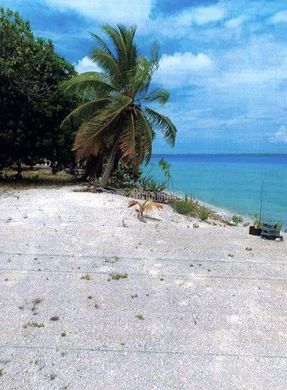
xmin=99 ymin=139 xmax=119 ymax=188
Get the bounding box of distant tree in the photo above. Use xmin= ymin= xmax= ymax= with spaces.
xmin=61 ymin=25 xmax=177 ymax=187
xmin=0 ymin=7 xmax=78 ymax=175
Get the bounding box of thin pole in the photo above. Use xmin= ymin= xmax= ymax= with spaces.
xmin=259 ymin=180 xmax=264 ymax=223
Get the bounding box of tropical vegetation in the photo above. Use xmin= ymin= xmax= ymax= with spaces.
xmin=173 ymin=196 xmax=210 ymax=221
xmin=0 ymin=7 xmax=78 ymax=176
xmin=61 ymin=24 xmax=177 ymax=187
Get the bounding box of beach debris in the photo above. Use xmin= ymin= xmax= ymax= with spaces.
xmin=104 ymin=256 xmax=120 ymax=264
xmin=135 ymin=314 xmax=144 ymax=320
xmin=50 ymin=316 xmax=59 ymax=321
xmin=122 ymin=218 xmax=128 ymax=227
xmin=31 ymin=298 xmax=43 ymax=314
xmin=245 ymin=247 xmax=252 ymax=251
xmin=261 ymin=223 xmax=283 ymax=241
xmin=128 ymin=200 xmax=163 ymax=222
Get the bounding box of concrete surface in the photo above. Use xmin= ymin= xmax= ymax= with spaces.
xmin=0 ymin=187 xmax=286 ymax=389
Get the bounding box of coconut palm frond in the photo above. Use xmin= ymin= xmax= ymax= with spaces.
xmin=60 ymin=98 xmax=111 ymax=130
xmin=102 ymin=24 xmax=137 ymax=79
xmin=128 ymin=200 xmax=140 ymax=208
xmin=143 ymin=201 xmax=163 ymax=213
xmin=89 ymin=49 xmax=123 ymax=88
xmin=128 ymin=200 xmax=163 ymax=220
xmin=90 ymin=32 xmax=114 ymax=56
xmin=73 ymin=95 xmax=132 ymax=159
xmin=134 ymin=109 xmax=153 ymax=164
xmin=145 ymin=107 xmax=177 ymax=146
xmin=119 ymin=111 xmax=136 ymax=158
xmin=133 ymin=53 xmax=159 ymax=96
xmin=143 ymin=89 xmax=169 ymax=105
xmin=62 ymin=72 xmax=117 ymax=96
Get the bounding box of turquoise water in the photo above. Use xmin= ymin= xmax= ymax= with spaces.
xmin=147 ymin=154 xmax=287 ymax=226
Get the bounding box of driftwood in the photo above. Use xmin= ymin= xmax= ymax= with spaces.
xmin=78 ymin=184 xmax=178 ymax=204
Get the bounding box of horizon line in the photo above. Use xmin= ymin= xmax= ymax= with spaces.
xmin=152 ymin=152 xmax=287 ymax=156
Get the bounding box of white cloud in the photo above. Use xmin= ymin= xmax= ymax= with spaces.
xmin=270 ymin=10 xmax=287 ymax=24
xmin=154 ymin=52 xmax=213 ymax=87
xmin=209 ymin=36 xmax=287 ymax=88
xmin=44 ymin=0 xmax=153 ymax=26
xmin=269 ymin=125 xmax=287 ymax=143
xmin=173 ymin=5 xmax=226 ymax=27
xmin=192 ymin=5 xmax=226 ymax=25
xmin=149 ymin=4 xmax=226 ymax=37
xmin=75 ymin=56 xmax=101 ymax=73
xmin=225 ymin=16 xmax=246 ymax=28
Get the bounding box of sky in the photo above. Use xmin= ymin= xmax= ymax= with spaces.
xmin=2 ymin=0 xmax=287 ymax=154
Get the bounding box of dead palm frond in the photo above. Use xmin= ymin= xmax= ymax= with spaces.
xmin=128 ymin=200 xmax=163 ymax=220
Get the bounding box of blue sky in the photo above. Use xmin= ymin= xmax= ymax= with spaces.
xmin=3 ymin=0 xmax=287 ymax=153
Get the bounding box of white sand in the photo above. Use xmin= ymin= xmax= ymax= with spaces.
xmin=0 ymin=185 xmax=287 ymax=389
xmin=0 ymin=185 xmax=285 ymax=261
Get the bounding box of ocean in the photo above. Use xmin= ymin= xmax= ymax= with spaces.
xmin=148 ymin=154 xmax=287 ymax=226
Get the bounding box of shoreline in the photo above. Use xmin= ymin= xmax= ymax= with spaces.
xmin=162 ymin=189 xmax=251 ymax=224
xmin=197 ymin=199 xmax=252 ymax=224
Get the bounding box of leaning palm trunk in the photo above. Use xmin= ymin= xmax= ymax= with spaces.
xmin=99 ymin=138 xmax=119 ymax=187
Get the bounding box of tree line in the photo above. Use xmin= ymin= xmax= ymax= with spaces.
xmin=0 ymin=7 xmax=177 ymax=185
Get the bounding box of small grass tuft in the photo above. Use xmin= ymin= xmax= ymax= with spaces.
xmin=173 ymin=197 xmax=196 ymax=215
xmin=232 ymin=215 xmax=243 ymax=225
xmin=23 ymin=321 xmax=44 ymax=329
xmin=198 ymin=207 xmax=210 ymax=221
xmin=110 ymin=273 xmax=128 ymax=281
xmin=173 ymin=196 xmax=211 ymax=221
xmin=81 ymin=273 xmax=92 ymax=280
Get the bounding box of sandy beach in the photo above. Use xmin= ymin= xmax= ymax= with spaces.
xmin=0 ymin=186 xmax=286 ymax=389
xmin=1 ymin=186 xmax=285 ymax=260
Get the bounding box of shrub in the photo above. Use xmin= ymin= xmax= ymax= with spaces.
xmin=173 ymin=197 xmax=197 ymax=215
xmin=252 ymin=213 xmax=261 ymax=228
xmin=173 ymin=196 xmax=211 ymax=221
xmin=232 ymin=215 xmax=243 ymax=225
xmin=138 ymin=174 xmax=166 ymax=192
xmin=110 ymin=162 xmax=142 ymax=187
xmin=198 ymin=206 xmax=210 ymax=221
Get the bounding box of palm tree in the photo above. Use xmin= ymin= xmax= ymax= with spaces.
xmin=61 ymin=24 xmax=177 ymax=187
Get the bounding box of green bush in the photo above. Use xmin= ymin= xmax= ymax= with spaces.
xmin=173 ymin=197 xmax=197 ymax=215
xmin=173 ymin=196 xmax=211 ymax=220
xmin=232 ymin=215 xmax=243 ymax=225
xmin=138 ymin=175 xmax=166 ymax=192
xmin=110 ymin=162 xmax=142 ymax=187
xmin=198 ymin=206 xmax=210 ymax=221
